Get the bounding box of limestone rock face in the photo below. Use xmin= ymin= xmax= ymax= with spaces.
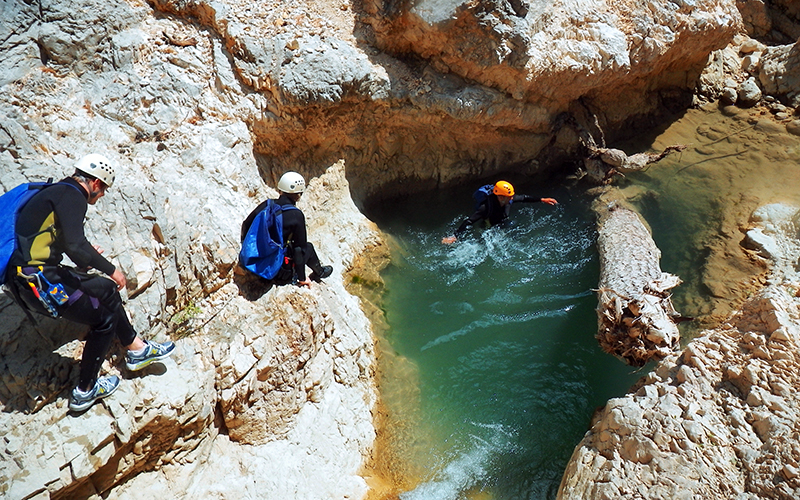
xmin=0 ymin=1 xmax=382 ymax=491
xmin=558 ymin=204 xmax=800 ymax=500
xmin=759 ymin=41 xmax=800 ymax=104
xmin=695 ymin=0 xmax=800 ymax=109
xmin=0 ymin=0 xmax=765 ymax=498
xmin=0 ymin=156 xmax=381 ymax=500
xmin=365 ymin=0 xmax=741 ymax=106
xmin=140 ymin=0 xmax=743 ymax=201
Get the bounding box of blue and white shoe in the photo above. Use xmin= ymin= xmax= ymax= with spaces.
xmin=69 ymin=375 xmax=120 ymax=412
xmin=125 ymin=339 xmax=176 ymax=371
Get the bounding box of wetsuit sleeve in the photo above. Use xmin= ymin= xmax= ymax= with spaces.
xmin=454 ymin=204 xmax=489 ymax=237
xmin=55 ymin=188 xmax=116 ymax=276
xmin=512 ymin=194 xmax=543 ymax=203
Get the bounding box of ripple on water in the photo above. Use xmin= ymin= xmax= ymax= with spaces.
xmin=370 ymin=182 xmax=643 ymax=499
xmin=367 ymin=105 xmax=800 ymax=499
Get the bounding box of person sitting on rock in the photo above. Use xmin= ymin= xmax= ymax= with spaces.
xmin=442 ymin=180 xmax=558 ymax=244
xmin=6 ymin=154 xmax=175 ymax=413
xmin=241 ymin=171 xmax=333 ymax=287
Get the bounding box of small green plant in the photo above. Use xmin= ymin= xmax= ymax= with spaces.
xmin=171 ymin=301 xmax=202 ymax=325
xmin=170 ymin=301 xmax=203 ymax=339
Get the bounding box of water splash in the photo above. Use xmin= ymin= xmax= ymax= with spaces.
xmin=369 ymin=182 xmax=642 ymax=499
xmin=400 ymin=423 xmax=515 ymax=500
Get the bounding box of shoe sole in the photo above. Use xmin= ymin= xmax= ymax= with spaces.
xmin=69 ymin=382 xmax=119 ymax=412
xmin=126 ymin=346 xmax=175 ymax=371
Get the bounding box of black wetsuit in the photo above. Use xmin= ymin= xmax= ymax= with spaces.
xmin=241 ymin=194 xmax=324 ymax=282
xmin=9 ymin=177 xmax=137 ymax=390
xmin=454 ymin=193 xmax=547 ymax=237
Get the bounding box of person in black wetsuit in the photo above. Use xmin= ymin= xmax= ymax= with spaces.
xmin=7 ymin=154 xmax=175 ymax=412
xmin=442 ymin=180 xmax=558 ymax=244
xmin=241 ymin=171 xmax=332 ymax=287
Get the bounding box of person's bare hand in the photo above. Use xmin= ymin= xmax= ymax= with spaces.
xmin=297 ymin=280 xmax=311 ymax=288
xmin=93 ymin=244 xmax=105 ymax=254
xmin=110 ymin=268 xmax=127 ymax=291
xmin=541 ymin=198 xmax=558 ymax=205
xmin=442 ymin=236 xmax=457 ymax=245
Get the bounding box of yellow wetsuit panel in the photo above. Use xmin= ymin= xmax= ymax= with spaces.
xmin=26 ymin=212 xmax=56 ymax=265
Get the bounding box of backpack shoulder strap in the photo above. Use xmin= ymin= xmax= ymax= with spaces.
xmin=52 ymin=181 xmax=84 ymax=196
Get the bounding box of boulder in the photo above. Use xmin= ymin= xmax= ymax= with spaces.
xmin=737 ymin=76 xmax=763 ymax=107
xmin=759 ymin=40 xmax=800 ymax=101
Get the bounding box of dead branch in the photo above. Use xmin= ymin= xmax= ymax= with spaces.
xmin=592 ymin=189 xmax=683 ymax=366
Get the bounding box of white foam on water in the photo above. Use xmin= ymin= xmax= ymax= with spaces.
xmin=420 ymin=305 xmax=574 ymax=351
xmin=430 ymin=301 xmax=475 ymax=315
xmin=413 ymin=211 xmax=596 ymax=287
xmin=400 ymin=423 xmax=514 ymax=500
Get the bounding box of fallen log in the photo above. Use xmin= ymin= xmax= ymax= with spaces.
xmin=557 ymin=108 xmax=686 ymax=185
xmin=592 ymin=188 xmax=682 ymax=366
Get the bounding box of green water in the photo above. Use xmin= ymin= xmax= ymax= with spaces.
xmin=367 ymin=180 xmax=645 ymax=499
xmin=365 ymin=105 xmax=800 ymax=500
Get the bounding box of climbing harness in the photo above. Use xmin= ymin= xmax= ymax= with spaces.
xmin=16 ymin=266 xmax=69 ymax=317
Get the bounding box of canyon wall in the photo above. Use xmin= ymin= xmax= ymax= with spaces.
xmin=79 ymin=0 xmax=743 ymax=200
xmin=2 ymin=0 xmax=786 ymax=498
xmin=0 ymin=1 xmax=383 ymax=494
xmin=557 ymin=15 xmax=800 ymax=499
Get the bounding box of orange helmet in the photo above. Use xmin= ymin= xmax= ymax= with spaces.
xmin=493 ymin=180 xmax=514 ymax=197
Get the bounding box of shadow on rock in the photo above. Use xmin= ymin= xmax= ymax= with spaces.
xmin=125 ymin=362 xmax=168 ymax=379
xmin=232 ymin=268 xmax=275 ymax=301
xmin=0 ymin=297 xmax=88 ymax=414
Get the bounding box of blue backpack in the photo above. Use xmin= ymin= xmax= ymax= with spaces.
xmin=473 ymin=184 xmax=514 ymax=212
xmin=0 ymin=182 xmax=77 ymax=285
xmin=239 ymin=200 xmax=298 ymax=280
xmin=472 ymin=184 xmax=495 ymax=211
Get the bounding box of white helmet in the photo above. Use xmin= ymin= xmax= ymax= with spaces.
xmin=75 ymin=154 xmax=116 ymax=188
xmin=277 ymin=171 xmax=305 ymax=193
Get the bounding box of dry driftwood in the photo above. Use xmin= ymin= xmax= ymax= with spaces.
xmin=593 ymin=190 xmax=682 ymax=366
xmin=558 ymin=106 xmax=686 ymax=185
xmin=583 ymin=145 xmax=687 ymax=185
xmin=592 ymin=145 xmax=687 ymax=172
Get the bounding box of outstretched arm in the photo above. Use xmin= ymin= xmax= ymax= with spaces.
xmin=513 ymin=194 xmax=558 ymax=205
xmin=442 ymin=205 xmax=488 ymax=244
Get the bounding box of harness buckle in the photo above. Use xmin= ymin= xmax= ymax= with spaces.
xmin=16 ymin=266 xmax=68 ymax=317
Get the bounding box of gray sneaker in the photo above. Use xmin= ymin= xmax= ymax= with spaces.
xmin=69 ymin=375 xmax=120 ymax=412
xmin=309 ymin=265 xmax=333 ymax=282
xmin=126 ymin=339 xmax=176 ymax=371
